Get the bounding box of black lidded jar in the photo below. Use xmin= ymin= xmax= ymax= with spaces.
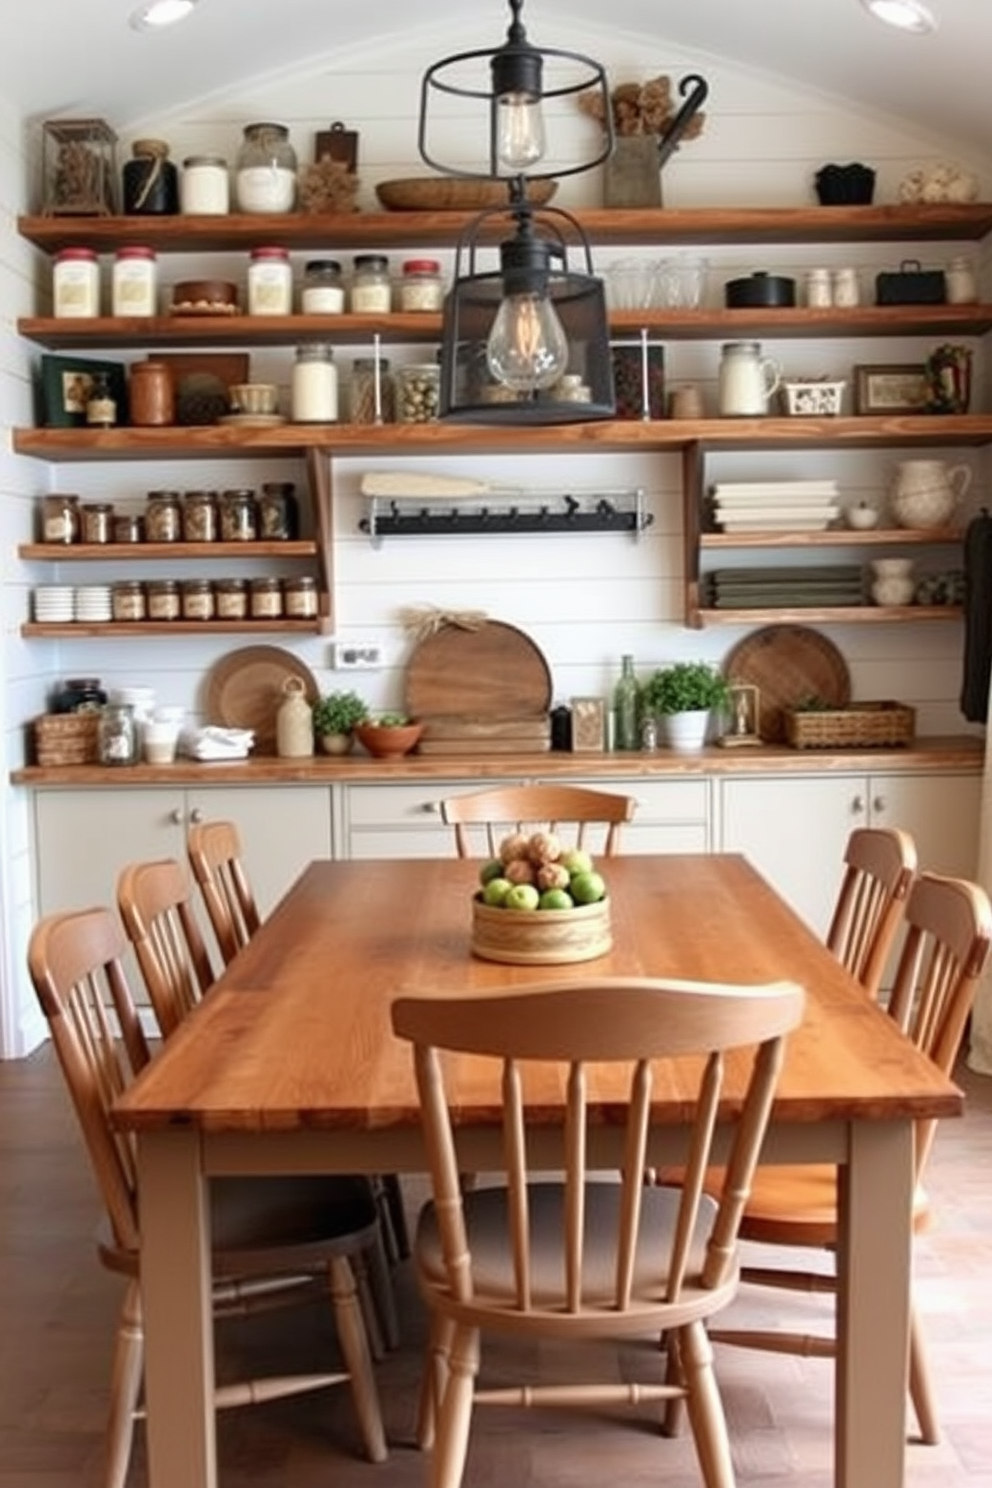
xmin=122 ymin=139 xmax=180 ymax=215
xmin=53 ymin=677 xmax=107 ymax=714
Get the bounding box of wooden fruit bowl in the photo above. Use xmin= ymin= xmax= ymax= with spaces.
xmin=353 ymin=721 xmax=423 ymax=760
xmin=471 ymin=895 xmax=612 ymax=965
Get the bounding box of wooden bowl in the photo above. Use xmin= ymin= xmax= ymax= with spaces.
xmin=171 ymin=279 xmax=240 ymax=313
xmin=375 ymin=177 xmax=558 ymax=212
xmin=471 ymin=895 xmax=612 ymax=965
xmin=353 ymin=721 xmax=423 ymax=759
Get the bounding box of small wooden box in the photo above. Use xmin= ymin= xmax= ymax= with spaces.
xmin=471 ymin=895 xmax=612 ymax=965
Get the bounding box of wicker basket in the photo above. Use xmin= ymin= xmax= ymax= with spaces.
xmin=471 ymin=895 xmax=612 ymax=965
xmin=784 ymin=701 xmax=915 ymax=750
xmin=33 ymin=713 xmax=100 ymax=766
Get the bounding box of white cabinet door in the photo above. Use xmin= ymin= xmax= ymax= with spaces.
xmin=867 ymin=772 xmax=980 ymax=880
xmin=185 ymin=786 xmax=331 ymax=917
xmin=34 ymin=787 xmax=185 ymax=917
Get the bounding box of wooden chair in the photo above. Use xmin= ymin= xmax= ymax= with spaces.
xmin=707 ymin=871 xmax=992 ymax=1445
xmin=391 ymin=974 xmax=805 ymax=1488
xmin=28 ymin=905 xmax=388 ymax=1488
xmin=439 ymin=782 xmax=638 ymax=859
xmin=117 ymin=855 xmax=401 ymax=1351
xmin=187 ymin=816 xmax=261 ymax=966
xmin=825 ymin=826 xmax=917 ymax=997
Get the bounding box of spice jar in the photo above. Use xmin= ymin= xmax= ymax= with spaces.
xmin=42 ymin=493 xmax=81 ymax=544
xmin=80 ymin=503 xmax=113 ymax=544
xmin=283 ymin=575 xmax=318 ymax=618
xmin=146 ymin=578 xmax=181 ymax=621
xmin=122 ymin=138 xmax=179 ymax=216
xmin=112 ymin=246 xmax=158 ymax=316
xmin=182 ymin=490 xmax=218 ymax=542
xmin=113 ymin=513 xmax=144 ymax=544
xmin=129 ymin=360 xmax=175 ymax=426
xmin=145 ymin=491 xmax=182 ymax=542
xmin=181 ymin=579 xmax=215 ymax=620
xmin=53 ymin=247 xmax=100 ymax=317
xmin=219 ymin=488 xmax=259 ymax=541
xmin=111 ymin=580 xmax=147 ymax=622
xmin=349 ymin=356 xmax=395 ymax=424
xmin=350 ymin=254 xmax=392 ymax=313
xmin=249 ymin=576 xmax=283 ymax=619
xmin=235 ymin=122 xmax=297 ymax=213
xmin=214 ymin=577 xmax=249 ymax=619
xmin=180 ymin=155 xmax=230 ymax=215
xmin=396 ymin=362 xmax=440 ymax=423
xmin=291 ymin=343 xmax=338 ymax=422
xmin=301 ymin=259 xmax=345 ymax=314
xmin=97 ymin=704 xmax=138 ymax=766
xmin=247 ymin=245 xmax=293 ymax=315
xmin=399 ymin=258 xmax=444 ymax=311
xmin=258 ymin=482 xmax=299 ymax=540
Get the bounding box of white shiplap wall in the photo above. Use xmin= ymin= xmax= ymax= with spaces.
xmin=1 ymin=18 xmax=989 ymax=1052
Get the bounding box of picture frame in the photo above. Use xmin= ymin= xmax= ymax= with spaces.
xmin=570 ymin=696 xmax=607 ymax=753
xmin=853 ymin=363 xmax=929 ymax=416
xmin=38 ymin=353 xmax=127 ymax=427
xmin=718 ymin=683 xmax=763 ymax=748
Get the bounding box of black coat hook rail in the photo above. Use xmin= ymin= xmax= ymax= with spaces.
xmin=360 ymin=489 xmax=652 ymax=543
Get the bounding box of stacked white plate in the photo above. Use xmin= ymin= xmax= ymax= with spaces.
xmin=74 ymin=584 xmax=113 ymax=622
xmin=33 ymin=585 xmax=74 ymax=623
xmin=712 ymin=480 xmax=841 ymax=533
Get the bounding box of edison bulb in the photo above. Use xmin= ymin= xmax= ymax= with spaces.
xmin=495 ymin=94 xmax=547 ymax=173
xmin=486 ymin=292 xmax=568 ymax=391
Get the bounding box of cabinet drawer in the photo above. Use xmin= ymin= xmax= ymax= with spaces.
xmin=345 ymin=782 xmax=518 ymax=829
xmin=615 ymin=779 xmax=710 ymax=824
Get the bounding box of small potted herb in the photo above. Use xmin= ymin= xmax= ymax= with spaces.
xmin=641 ymin=662 xmax=731 ymax=751
xmin=311 ymin=690 xmax=369 ymax=755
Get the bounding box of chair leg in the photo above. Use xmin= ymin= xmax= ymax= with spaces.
xmin=349 ymin=1246 xmax=386 ymax=1361
xmin=376 ymin=1173 xmax=410 ymax=1261
xmin=680 ymin=1321 xmax=735 ymax=1488
xmin=430 ymin=1323 xmax=479 ymax=1488
xmin=662 ymin=1328 xmax=686 ymax=1438
xmin=417 ymin=1313 xmax=456 ymax=1451
xmin=366 ymin=1226 xmax=401 ymax=1351
xmin=326 ymin=1255 xmax=388 ymax=1463
xmin=909 ymin=1304 xmax=940 ymax=1444
xmin=105 ymin=1280 xmax=144 ymax=1488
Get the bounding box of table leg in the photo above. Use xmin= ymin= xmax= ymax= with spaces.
xmin=835 ymin=1117 xmax=914 ymax=1488
xmin=139 ymin=1127 xmax=216 ymax=1488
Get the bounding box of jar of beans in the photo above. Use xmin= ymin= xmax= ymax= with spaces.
xmin=396 ymin=362 xmax=440 ymax=423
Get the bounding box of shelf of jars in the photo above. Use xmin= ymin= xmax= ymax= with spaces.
xmin=18 ymin=540 xmax=317 ymax=560
xmin=20 ymin=619 xmax=322 ymax=638
xmin=17 ymin=203 xmax=992 ymax=254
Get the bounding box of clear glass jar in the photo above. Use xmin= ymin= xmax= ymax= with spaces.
xmin=832 ymin=267 xmax=861 ymax=308
xmin=399 ymin=258 xmax=444 ymax=312
xmin=97 ymin=704 xmax=138 ymax=766
xmin=258 ymin=482 xmax=299 ymax=540
xmin=182 ymin=490 xmax=218 ymax=542
xmin=80 ymin=503 xmax=113 ymax=544
xmin=283 ymin=575 xmax=318 ymax=618
xmin=219 ymin=488 xmax=259 ymax=541
xmin=291 ymin=343 xmax=338 ymax=422
xmin=112 ymin=246 xmax=158 ymax=316
xmin=396 ymin=362 xmax=440 ymax=423
xmin=301 ymin=259 xmax=345 ymax=314
xmin=214 ymin=577 xmax=249 ymax=619
xmin=145 ymin=490 xmax=182 ymax=542
xmin=247 ymin=245 xmax=293 ymax=315
xmin=235 ymin=122 xmax=297 ymax=213
xmin=349 ymin=356 xmax=395 ymax=424
xmin=350 ymin=254 xmax=392 ymax=313
xmin=180 ymin=155 xmax=230 ymax=215
xmin=113 ymin=513 xmax=144 ymax=544
xmin=42 ymin=493 xmax=80 ymax=544
xmin=181 ymin=579 xmax=215 ymax=621
xmin=111 ymin=580 xmax=147 ymax=622
xmin=249 ymin=576 xmax=283 ymax=619
xmin=146 ymin=578 xmax=181 ymax=621
xmin=53 ymin=247 xmax=100 ymax=317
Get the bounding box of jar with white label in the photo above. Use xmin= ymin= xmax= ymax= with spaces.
xmin=235 ymin=122 xmax=297 ymax=213
xmin=180 ymin=155 xmax=230 ymax=215
xmin=291 ymin=343 xmax=338 ymax=422
xmin=248 ymin=246 xmax=293 ymax=315
xmin=301 ymin=260 xmax=345 ymax=314
xmin=42 ymin=494 xmax=80 ymax=544
xmin=284 ymin=575 xmax=318 ymax=619
xmin=399 ymin=258 xmax=444 ymax=312
xmin=250 ymin=577 xmax=283 ymax=619
xmin=181 ymin=579 xmax=215 ymax=621
xmin=147 ymin=579 xmax=181 ymax=621
xmin=112 ymin=246 xmax=158 ymax=316
xmin=350 ymin=255 xmax=392 ymax=313
xmin=53 ymin=248 xmax=100 ymax=317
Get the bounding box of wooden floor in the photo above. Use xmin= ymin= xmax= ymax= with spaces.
xmin=1 ymin=1045 xmax=990 ymax=1488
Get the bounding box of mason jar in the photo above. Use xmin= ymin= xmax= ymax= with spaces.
xmin=111 ymin=580 xmax=147 ymax=622
xmin=80 ymin=503 xmax=113 ymax=544
xmin=180 ymin=155 xmax=230 ymax=215
xmin=301 ymin=259 xmax=345 ymax=313
xmin=219 ymin=488 xmax=259 ymax=542
xmin=350 ymin=254 xmax=392 ymax=313
xmin=291 ymin=343 xmax=338 ymax=422
xmin=146 ymin=578 xmax=181 ymax=621
xmin=398 ymin=258 xmax=444 ymax=312
xmin=42 ymin=493 xmax=81 ymax=544
xmin=283 ymin=575 xmax=318 ymax=618
xmin=249 ymin=576 xmax=283 ymax=619
xmin=182 ymin=490 xmax=218 ymax=542
xmin=349 ymin=356 xmax=395 ymax=423
xmin=181 ymin=579 xmax=215 ymax=621
xmin=396 ymin=362 xmax=440 ymax=423
xmin=145 ymin=490 xmax=182 ymax=542
xmin=258 ymin=482 xmax=299 ymax=540
xmin=97 ymin=704 xmax=138 ymax=766
xmin=235 ymin=122 xmax=297 ymax=213
xmin=214 ymin=578 xmax=249 ymax=619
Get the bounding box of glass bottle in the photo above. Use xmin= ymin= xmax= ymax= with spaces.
xmin=85 ymin=373 xmax=117 ymax=427
xmin=235 ymin=122 xmax=297 ymax=213
xmin=613 ymin=654 xmax=640 ymax=751
xmin=398 ymin=258 xmax=444 ymax=311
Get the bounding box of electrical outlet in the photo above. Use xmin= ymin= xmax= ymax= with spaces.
xmin=333 ymin=642 xmax=384 ymax=670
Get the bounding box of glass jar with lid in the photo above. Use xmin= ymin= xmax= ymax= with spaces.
xmin=247 ymin=246 xmax=293 ymax=315
xmin=399 ymin=258 xmax=444 ymax=312
xmin=80 ymin=503 xmax=113 ymax=544
xmin=301 ymin=259 xmax=345 ymax=314
xmin=111 ymin=580 xmax=147 ymax=622
xmin=350 ymin=254 xmax=392 ymax=313
xmin=220 ymin=488 xmax=259 ymax=542
xmin=284 ymin=575 xmax=319 ymax=619
xmin=258 ymin=482 xmax=299 ymax=540
xmin=249 ymin=577 xmax=284 ymax=619
xmin=291 ymin=344 xmax=338 ymax=422
xmin=235 ymin=122 xmax=297 ymax=213
xmin=97 ymin=704 xmax=138 ymax=766
xmin=180 ymin=155 xmax=230 ymax=215
xmin=182 ymin=490 xmax=218 ymax=543
xmin=181 ymin=579 xmax=215 ymax=621
xmin=122 ymin=138 xmax=179 ymax=216
xmin=349 ymin=356 xmax=395 ymax=424
xmin=53 ymin=248 xmax=100 ymax=317
xmin=113 ymin=512 xmax=144 ymax=544
xmin=147 ymin=578 xmax=181 ymax=622
xmin=396 ymin=362 xmax=440 ymax=423
xmin=214 ymin=578 xmax=249 ymax=620
xmin=112 ymin=246 xmax=158 ymax=316
xmin=146 ymin=490 xmax=182 ymax=543
xmin=42 ymin=493 xmax=81 ymax=544
xmin=54 ymin=677 xmax=107 ymax=714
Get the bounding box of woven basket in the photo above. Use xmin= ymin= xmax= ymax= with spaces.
xmin=784 ymin=701 xmax=915 ymax=750
xmin=34 ymin=713 xmax=100 ymax=766
xmin=471 ymin=895 xmax=611 ymax=965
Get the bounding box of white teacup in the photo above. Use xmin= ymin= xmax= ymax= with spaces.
xmin=230 ymin=382 xmax=279 ymax=416
xmin=143 ymin=722 xmax=180 ymax=764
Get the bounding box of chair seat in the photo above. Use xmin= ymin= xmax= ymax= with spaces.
xmin=736 ymin=1164 xmax=931 ymax=1247
xmin=416 ymin=1180 xmax=734 ymax=1332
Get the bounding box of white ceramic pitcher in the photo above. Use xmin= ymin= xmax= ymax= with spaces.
xmin=718 ymin=340 xmax=782 ymax=416
xmin=889 ymin=459 xmax=972 ymax=529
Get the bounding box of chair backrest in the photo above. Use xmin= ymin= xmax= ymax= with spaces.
xmin=27 ymin=906 xmax=148 ymax=1254
xmin=187 ymin=818 xmax=262 ymax=966
xmin=116 ymin=858 xmax=216 ymax=1038
xmin=885 ymin=871 xmax=992 ymax=1176
xmin=440 ymin=783 xmax=638 ymax=860
xmin=392 ymin=976 xmax=804 ymax=1311
xmin=826 ymin=827 xmax=917 ymax=998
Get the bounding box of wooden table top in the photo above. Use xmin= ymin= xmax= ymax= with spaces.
xmin=114 ymin=853 xmax=961 ymax=1135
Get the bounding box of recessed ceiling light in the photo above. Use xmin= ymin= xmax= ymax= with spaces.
xmin=129 ymin=0 xmax=198 ymax=31
xmin=860 ymin=0 xmax=938 ymax=34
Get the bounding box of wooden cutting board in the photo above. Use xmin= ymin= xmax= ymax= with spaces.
xmin=404 ymin=621 xmax=553 ymax=720
xmin=417 ymin=714 xmax=551 ymax=755
xmin=723 ymin=624 xmax=851 ymax=742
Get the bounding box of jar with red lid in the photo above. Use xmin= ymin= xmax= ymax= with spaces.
xmin=53 ymin=248 xmax=100 ymax=317
xmin=399 ymin=258 xmax=444 ymax=311
xmin=247 ymin=246 xmax=292 ymax=315
xmin=112 ymin=246 xmax=158 ymax=316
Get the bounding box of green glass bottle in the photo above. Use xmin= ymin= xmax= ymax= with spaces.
xmin=613 ymin=654 xmax=639 ymax=751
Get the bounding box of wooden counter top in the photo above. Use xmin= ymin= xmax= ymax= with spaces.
xmin=10 ymin=735 xmax=983 ymax=788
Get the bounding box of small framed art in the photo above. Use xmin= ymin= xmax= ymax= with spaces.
xmin=570 ymin=697 xmax=607 ymax=752
xmin=853 ymin=363 xmax=928 ymax=416
xmin=39 ymin=354 xmax=127 ymax=427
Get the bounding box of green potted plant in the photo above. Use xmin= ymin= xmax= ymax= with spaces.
xmin=311 ymin=689 xmax=369 ymax=755
xmin=353 ymin=711 xmax=424 ymax=760
xmin=641 ymin=662 xmax=731 ymax=751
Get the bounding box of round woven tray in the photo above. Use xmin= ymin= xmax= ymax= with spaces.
xmin=471 ymin=895 xmax=612 ymax=965
xmin=375 ymin=177 xmax=558 ymax=211
xmin=723 ymin=624 xmax=851 ymax=743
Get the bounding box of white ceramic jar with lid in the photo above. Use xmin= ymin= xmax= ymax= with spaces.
xmin=53 ymin=247 xmax=100 ymax=317
xmin=946 ymin=255 xmax=978 ymax=304
xmin=112 ymin=246 xmax=158 ymax=316
xmin=180 ymin=155 xmax=230 ymax=215
xmin=247 ymin=246 xmax=293 ymax=315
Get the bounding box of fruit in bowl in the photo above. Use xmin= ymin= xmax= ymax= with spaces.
xmin=353 ymin=714 xmax=423 ymax=759
xmin=471 ymin=833 xmax=611 ymax=964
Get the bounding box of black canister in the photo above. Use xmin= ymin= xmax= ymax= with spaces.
xmin=122 ymin=139 xmax=179 ymax=215
xmin=53 ymin=677 xmax=107 ymax=714
xmin=550 ymin=705 xmax=572 ymax=751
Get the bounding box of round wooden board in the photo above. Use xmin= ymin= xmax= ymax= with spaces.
xmin=205 ymin=645 xmax=319 ymax=755
xmin=723 ymin=625 xmax=851 ymax=742
xmin=404 ymin=621 xmax=552 ymax=720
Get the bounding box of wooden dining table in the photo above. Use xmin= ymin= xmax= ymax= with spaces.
xmin=114 ymin=852 xmax=963 ymax=1488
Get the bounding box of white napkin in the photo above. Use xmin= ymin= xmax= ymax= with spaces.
xmin=179 ymin=726 xmax=255 ymax=761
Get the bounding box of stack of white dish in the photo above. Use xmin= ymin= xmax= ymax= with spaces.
xmin=33 ymin=585 xmax=74 ymax=623
xmin=711 ymin=480 xmax=840 ymax=533
xmin=74 ymin=584 xmax=113 ymax=622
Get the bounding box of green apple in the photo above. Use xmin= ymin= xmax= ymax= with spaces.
xmin=539 ymin=888 xmax=574 ymax=911
xmin=559 ymin=847 xmax=594 ymax=878
xmin=504 ymin=883 xmax=540 ymax=912
xmin=479 ymin=857 xmax=505 ymax=886
xmin=481 ymin=876 xmax=514 ymax=907
xmin=570 ymin=871 xmax=606 ymax=905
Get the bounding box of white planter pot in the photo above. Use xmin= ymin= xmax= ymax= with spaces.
xmin=660 ymin=709 xmax=711 ymax=752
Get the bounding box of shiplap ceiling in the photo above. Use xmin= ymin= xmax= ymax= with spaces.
xmin=2 ymin=0 xmax=990 ymax=156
